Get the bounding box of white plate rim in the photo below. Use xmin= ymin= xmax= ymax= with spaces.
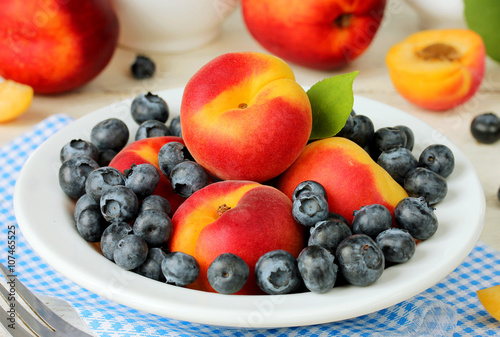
xmin=13 ymin=87 xmax=485 ymax=329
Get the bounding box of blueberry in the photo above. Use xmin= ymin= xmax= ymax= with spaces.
xmin=325 ymin=212 xmax=350 ymax=227
xmin=131 ymin=55 xmax=155 ymax=80
xmin=370 ymin=127 xmax=407 ymax=159
xmin=170 ymin=161 xmax=209 ymax=198
xmin=255 ymin=250 xmax=301 ymax=295
xmin=100 ymin=185 xmax=139 ymax=223
xmin=85 ymin=166 xmax=125 ymax=203
xmin=377 ymin=147 xmax=418 ymax=185
xmin=131 ymin=92 xmax=169 ymax=125
xmin=349 ymin=115 xmax=375 ymax=148
xmin=135 ymin=120 xmax=171 ymax=141
xmin=395 ymin=125 xmax=415 ymax=151
xmin=100 ymin=222 xmax=133 ymax=261
xmin=170 ymin=116 xmax=182 ymax=138
xmin=91 ymin=118 xmax=129 ymax=152
xmin=394 ymin=197 xmax=438 ymax=240
xmin=59 ymin=156 xmax=100 ymax=199
xmin=292 ymin=192 xmax=329 ymax=227
xmin=418 ymin=144 xmax=455 ymax=178
xmin=113 ymin=234 xmax=149 ymax=271
xmin=298 ymin=245 xmax=338 ymax=293
xmin=74 ymin=194 xmax=97 ymax=221
xmin=134 ymin=248 xmax=166 ymax=281
xmin=352 ymin=204 xmax=392 ymax=240
xmin=376 ymin=228 xmax=416 ymax=263
xmin=60 ymin=139 xmax=99 ymax=163
xmin=158 ymin=141 xmax=192 ymax=176
xmin=124 ymin=163 xmax=160 ymax=199
xmin=470 ymin=112 xmax=500 ymax=144
xmin=336 ymin=115 xmax=354 ymax=138
xmin=292 ymin=180 xmax=327 ymax=201
xmin=336 ymin=234 xmax=384 ymax=287
xmin=308 ymin=219 xmax=351 ymax=253
xmin=140 ymin=194 xmax=172 ymax=216
xmin=161 ymin=252 xmax=200 ymax=287
xmin=97 ymin=149 xmax=117 ymax=167
xmin=133 ymin=209 xmax=173 ymax=247
xmin=207 ymin=253 xmax=249 ymax=294
xmin=75 ymin=204 xmax=108 ymax=242
xmin=404 ymin=167 xmax=447 ymax=205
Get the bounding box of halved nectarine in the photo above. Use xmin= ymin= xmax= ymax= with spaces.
xmin=386 ymin=29 xmax=485 ymax=111
xmin=477 ymin=284 xmax=500 ymax=321
xmin=0 ymin=80 xmax=33 ymax=123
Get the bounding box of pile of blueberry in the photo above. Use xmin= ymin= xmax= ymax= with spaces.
xmin=57 ymin=91 xmax=457 ymax=296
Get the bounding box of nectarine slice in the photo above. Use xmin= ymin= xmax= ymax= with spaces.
xmin=386 ymin=29 xmax=485 ymax=111
xmin=477 ymin=284 xmax=500 ymax=321
xmin=0 ymin=80 xmax=33 ymax=123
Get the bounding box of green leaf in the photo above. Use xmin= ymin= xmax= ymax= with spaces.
xmin=307 ymin=71 xmax=358 ymax=140
xmin=464 ymin=0 xmax=500 ymax=63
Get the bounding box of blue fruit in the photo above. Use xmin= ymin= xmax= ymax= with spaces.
xmin=161 ymin=252 xmax=200 ymax=287
xmin=325 ymin=212 xmax=350 ymax=227
xmin=100 ymin=185 xmax=139 ymax=223
xmin=158 ymin=142 xmax=192 ymax=176
xmin=292 ymin=180 xmax=328 ymax=201
xmin=74 ymin=194 xmax=97 ymax=221
xmin=170 ymin=116 xmax=182 ymax=138
xmin=134 ymin=247 xmax=167 ymax=281
xmin=139 ymin=194 xmax=172 ymax=216
xmin=133 ymin=209 xmax=173 ymax=247
xmin=404 ymin=167 xmax=447 ymax=205
xmin=75 ymin=205 xmax=108 ymax=242
xmin=135 ymin=120 xmax=171 ymax=141
xmin=90 ymin=118 xmax=129 ymax=152
xmin=97 ymin=149 xmax=117 ymax=167
xmin=131 ymin=56 xmax=156 ymax=80
xmin=470 ymin=112 xmax=500 ymax=144
xmin=131 ymin=92 xmax=168 ymax=125
xmin=418 ymin=144 xmax=455 ymax=178
xmin=395 ymin=125 xmax=415 ymax=151
xmin=349 ymin=114 xmax=375 ymax=148
xmin=352 ymin=204 xmax=392 ymax=240
xmin=377 ymin=147 xmax=418 ymax=185
xmin=298 ymin=245 xmax=338 ymax=293
xmin=59 ymin=156 xmax=100 ymax=199
xmin=100 ymin=222 xmax=133 ymax=261
xmin=308 ymin=219 xmax=351 ymax=253
xmin=370 ymin=126 xmax=407 ymax=159
xmin=255 ymin=250 xmax=301 ymax=295
xmin=376 ymin=228 xmax=416 ymax=263
xmin=60 ymin=139 xmax=99 ymax=163
xmin=124 ymin=163 xmax=160 ymax=199
xmin=336 ymin=115 xmax=354 ymax=138
xmin=113 ymin=234 xmax=149 ymax=271
xmin=169 ymin=161 xmax=209 ymax=198
xmin=85 ymin=166 xmax=125 ymax=203
xmin=292 ymin=192 xmax=329 ymax=227
xmin=336 ymin=234 xmax=385 ymax=287
xmin=394 ymin=196 xmax=438 ymax=240
xmin=207 ymin=253 xmax=249 ymax=294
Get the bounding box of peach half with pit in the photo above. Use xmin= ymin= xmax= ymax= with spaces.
xmin=277 ymin=137 xmax=408 ymax=224
xmin=386 ymin=29 xmax=485 ymax=111
xmin=180 ymin=52 xmax=312 ymax=182
xmin=169 ymin=180 xmax=306 ymax=295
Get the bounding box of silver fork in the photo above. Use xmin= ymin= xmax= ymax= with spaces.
xmin=0 ymin=264 xmax=93 ymax=337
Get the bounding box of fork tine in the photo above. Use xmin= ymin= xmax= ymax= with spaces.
xmin=0 ymin=282 xmax=54 ymax=337
xmin=1 ymin=311 xmax=34 ymax=337
xmin=0 ymin=264 xmax=93 ymax=337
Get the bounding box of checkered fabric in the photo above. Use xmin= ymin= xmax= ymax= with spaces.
xmin=1 ymin=115 xmax=500 ymax=337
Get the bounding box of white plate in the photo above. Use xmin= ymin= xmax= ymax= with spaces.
xmin=14 ymin=87 xmax=485 ymax=329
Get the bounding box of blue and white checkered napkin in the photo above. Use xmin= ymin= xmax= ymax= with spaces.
xmin=2 ymin=114 xmax=500 ymax=337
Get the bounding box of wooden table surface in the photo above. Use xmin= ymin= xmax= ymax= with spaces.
xmin=1 ymin=5 xmax=499 ymax=249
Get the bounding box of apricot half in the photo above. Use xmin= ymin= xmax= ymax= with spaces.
xmin=386 ymin=29 xmax=485 ymax=111
xmin=477 ymin=284 xmax=500 ymax=321
xmin=0 ymin=80 xmax=33 ymax=123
